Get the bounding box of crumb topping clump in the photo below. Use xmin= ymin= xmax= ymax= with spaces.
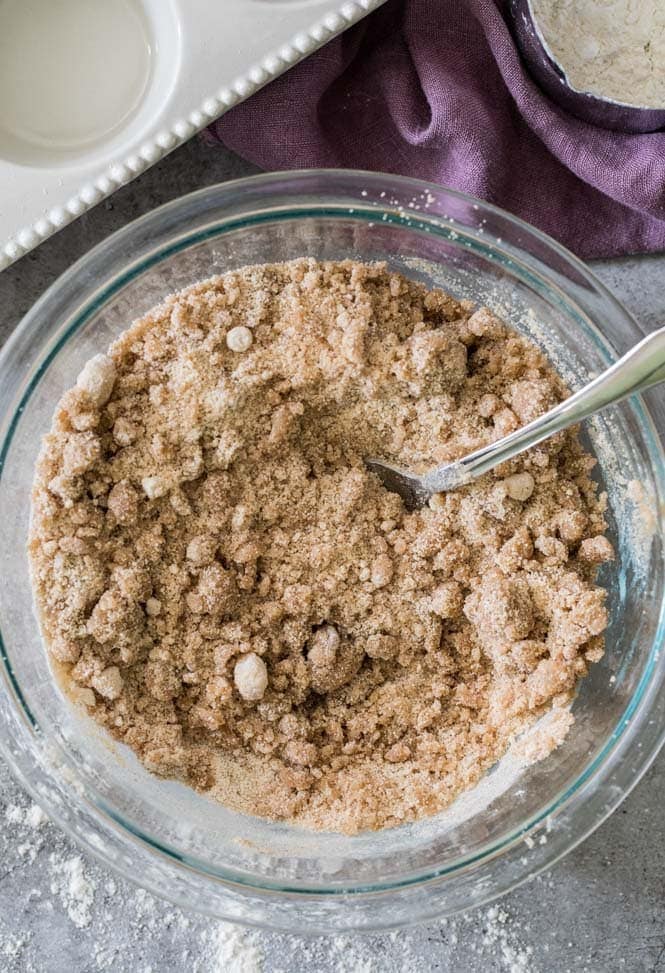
xmin=29 ymin=260 xmax=612 ymax=833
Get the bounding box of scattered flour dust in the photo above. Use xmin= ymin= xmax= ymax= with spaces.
xmin=481 ymin=906 xmax=533 ymax=973
xmin=0 ymin=786 xmax=538 ymax=972
xmin=4 ymin=804 xmax=24 ymax=826
xmin=251 ymin=904 xmax=536 ymax=973
xmin=4 ymin=800 xmax=48 ymax=864
xmin=207 ymin=923 xmax=263 ymax=973
xmin=0 ymin=934 xmax=30 ymax=962
xmin=49 ymin=854 xmax=96 ymax=928
xmin=25 ymin=804 xmax=48 ymax=829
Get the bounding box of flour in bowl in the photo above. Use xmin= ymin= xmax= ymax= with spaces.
xmin=531 ymin=0 xmax=665 ymax=107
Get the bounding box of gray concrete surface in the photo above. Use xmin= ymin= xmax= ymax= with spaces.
xmin=0 ymin=141 xmax=664 ymax=973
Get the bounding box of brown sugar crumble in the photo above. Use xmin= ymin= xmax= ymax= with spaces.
xmin=29 ymin=260 xmax=613 ymax=834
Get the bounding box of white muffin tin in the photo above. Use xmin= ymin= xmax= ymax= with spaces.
xmin=0 ymin=0 xmax=385 ymax=270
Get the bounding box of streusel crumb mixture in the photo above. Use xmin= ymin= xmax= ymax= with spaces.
xmin=29 ymin=260 xmax=613 ymax=833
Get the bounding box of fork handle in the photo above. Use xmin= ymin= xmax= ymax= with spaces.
xmin=422 ymin=326 xmax=665 ymax=494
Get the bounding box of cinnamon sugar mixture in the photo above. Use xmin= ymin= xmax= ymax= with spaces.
xmin=29 ymin=260 xmax=613 ymax=833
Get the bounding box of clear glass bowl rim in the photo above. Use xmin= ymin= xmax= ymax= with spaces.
xmin=0 ymin=169 xmax=664 ymax=930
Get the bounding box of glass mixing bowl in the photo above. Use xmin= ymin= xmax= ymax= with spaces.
xmin=0 ymin=170 xmax=663 ymax=932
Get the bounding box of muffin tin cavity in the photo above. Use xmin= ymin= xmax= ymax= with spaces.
xmin=0 ymin=0 xmax=384 ymax=268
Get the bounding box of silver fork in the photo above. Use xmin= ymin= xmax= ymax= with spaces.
xmin=365 ymin=326 xmax=665 ymax=509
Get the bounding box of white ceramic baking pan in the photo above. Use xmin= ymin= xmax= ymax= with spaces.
xmin=0 ymin=0 xmax=385 ymax=270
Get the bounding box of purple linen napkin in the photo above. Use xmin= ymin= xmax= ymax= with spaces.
xmin=208 ymin=0 xmax=665 ymax=259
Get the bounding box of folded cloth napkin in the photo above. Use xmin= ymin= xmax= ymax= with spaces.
xmin=208 ymin=0 xmax=665 ymax=259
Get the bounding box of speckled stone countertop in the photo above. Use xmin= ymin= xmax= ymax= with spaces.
xmin=0 ymin=142 xmax=663 ymax=973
